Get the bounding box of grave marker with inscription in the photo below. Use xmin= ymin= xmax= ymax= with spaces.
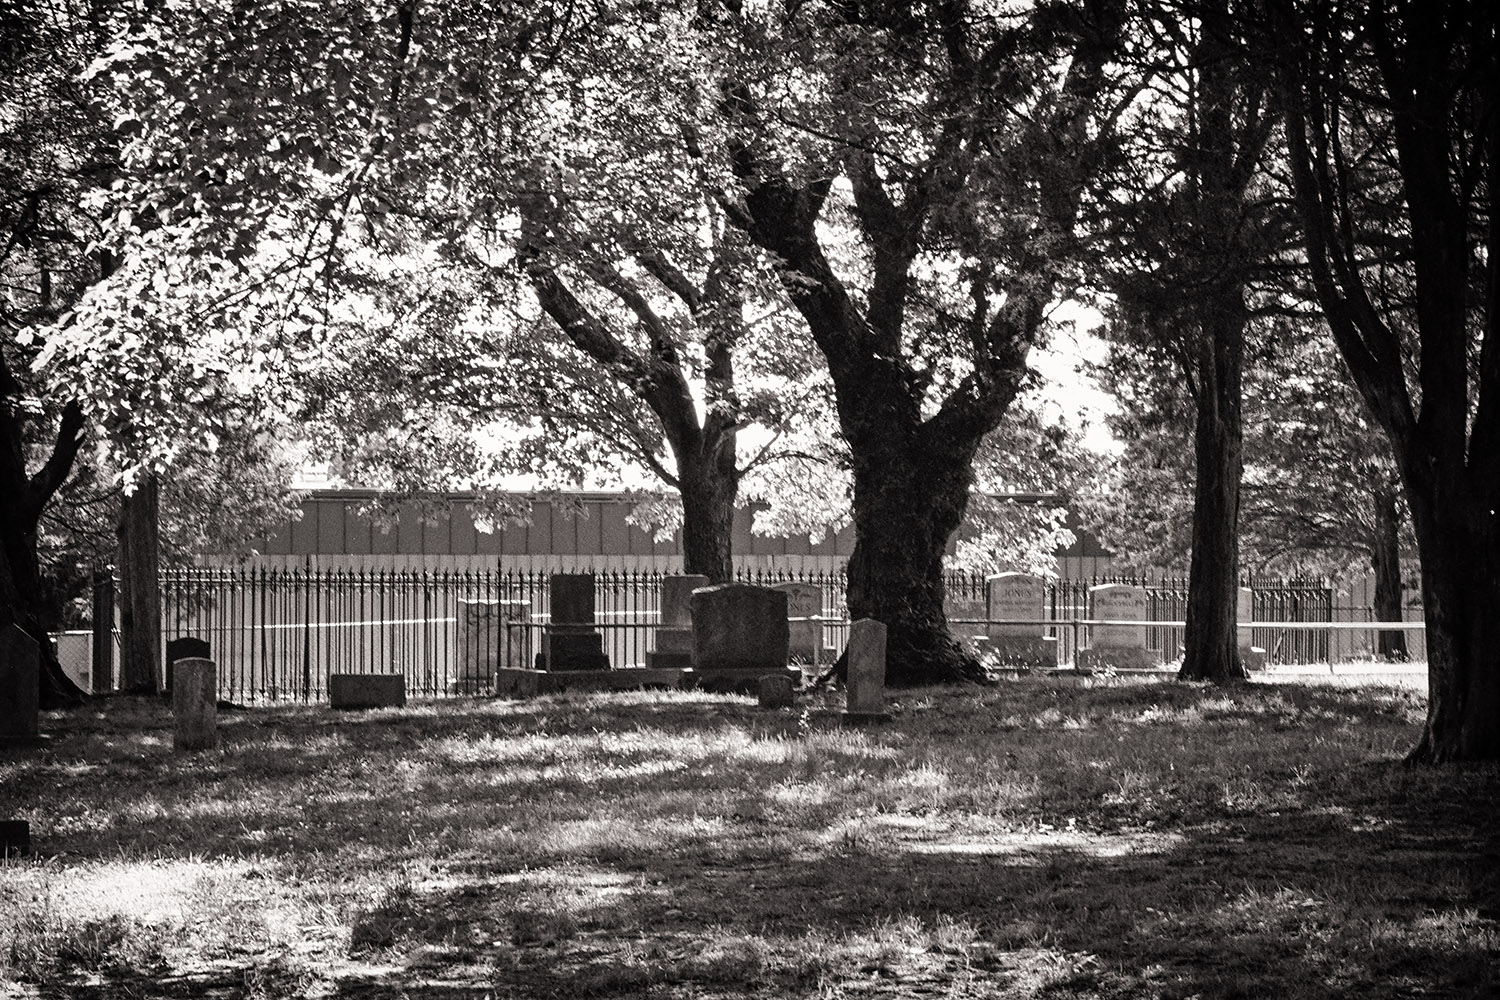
xmin=984 ymin=573 xmax=1056 ymax=668
xmin=772 ymin=581 xmax=824 ymax=663
xmin=1080 ymin=583 xmax=1155 ymax=670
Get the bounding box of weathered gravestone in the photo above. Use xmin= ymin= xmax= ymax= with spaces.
xmin=843 ymin=619 xmax=890 ymax=722
xmin=172 ymin=657 xmax=218 ymax=752
xmin=0 ymin=625 xmax=41 ymax=748
xmin=689 ymin=584 xmax=797 ymax=692
xmin=540 ymin=573 xmax=610 ymax=671
xmin=457 ymin=599 xmax=532 ymax=690
xmin=985 ymin=572 xmax=1056 ymax=668
xmin=758 ymin=673 xmax=796 ymax=709
xmin=1237 ymin=587 xmax=1268 ymax=670
xmin=328 ymin=673 xmax=407 ymax=709
xmin=163 ymin=636 xmax=210 ymax=695
xmin=647 ymin=574 xmax=708 ymax=670
xmin=1079 ymin=583 xmax=1155 ymax=670
xmin=771 ymin=581 xmax=826 ymax=664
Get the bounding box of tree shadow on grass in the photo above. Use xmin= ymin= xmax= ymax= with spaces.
xmin=13 ymin=684 xmax=1500 ymax=999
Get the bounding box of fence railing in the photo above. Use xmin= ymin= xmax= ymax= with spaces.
xmin=158 ymin=566 xmax=1338 ymax=702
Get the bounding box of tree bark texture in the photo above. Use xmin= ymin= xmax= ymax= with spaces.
xmin=1370 ymin=491 xmax=1409 ymax=661
xmin=0 ymin=351 xmax=87 ymax=708
xmin=1277 ymin=0 xmax=1499 ymax=759
xmin=117 ymin=474 xmax=161 ymax=694
xmin=1180 ymin=308 xmax=1249 ymax=683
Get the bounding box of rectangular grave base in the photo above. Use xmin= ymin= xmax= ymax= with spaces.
xmin=645 ymin=650 xmax=694 ymax=670
xmin=840 ymin=710 xmax=892 ymax=726
xmin=978 ymin=635 xmax=1059 ymax=668
xmin=494 ymin=667 xmax=686 ymax=698
xmin=328 ymin=673 xmax=407 ymax=710
xmin=682 ymin=666 xmax=802 ymax=695
xmin=1240 ymin=645 xmax=1269 ymax=671
xmin=1077 ymin=646 xmax=1159 ymax=672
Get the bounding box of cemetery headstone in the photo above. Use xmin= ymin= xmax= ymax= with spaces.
xmin=758 ymin=673 xmax=795 ymax=709
xmin=0 ymin=625 xmax=41 ymax=747
xmin=985 ymin=572 xmax=1055 ymax=668
xmin=647 ymin=575 xmax=708 ymax=670
xmin=540 ymin=573 xmax=609 ymax=671
xmin=661 ymin=575 xmax=708 ymax=628
xmin=689 ymin=584 xmax=796 ymax=691
xmin=844 ymin=619 xmax=889 ymax=722
xmin=328 ymin=673 xmax=407 ymax=709
xmin=771 ymin=581 xmax=825 ymax=663
xmin=1080 ymin=583 xmax=1154 ymax=670
xmin=0 ymin=819 xmax=29 ymax=858
xmin=458 ymin=599 xmax=533 ymax=690
xmin=172 ymin=657 xmax=218 ymax=752
xmin=163 ymin=636 xmax=210 ymax=695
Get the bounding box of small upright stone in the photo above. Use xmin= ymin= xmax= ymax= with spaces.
xmin=844 ymin=619 xmax=889 ymax=722
xmin=163 ymin=637 xmax=210 ymax=695
xmin=758 ymin=674 xmax=795 ymax=709
xmin=172 ymin=657 xmax=218 ymax=752
xmin=0 ymin=625 xmax=41 ymax=747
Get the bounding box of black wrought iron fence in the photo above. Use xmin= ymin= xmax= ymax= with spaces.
xmin=159 ymin=565 xmax=1337 ymax=702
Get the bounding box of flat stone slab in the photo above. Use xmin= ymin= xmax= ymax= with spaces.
xmin=328 ymin=673 xmax=407 ymax=710
xmin=1077 ymin=646 xmax=1159 ymax=671
xmin=682 ymin=665 xmax=802 ymax=695
xmin=494 ymin=667 xmax=686 ymax=697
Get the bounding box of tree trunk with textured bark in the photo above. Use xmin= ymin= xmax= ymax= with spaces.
xmin=1370 ymin=491 xmax=1409 ymax=661
xmin=1179 ymin=309 xmax=1249 ymax=683
xmin=117 ymin=475 xmax=161 ymax=694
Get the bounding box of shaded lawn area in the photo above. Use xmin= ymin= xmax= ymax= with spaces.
xmin=1 ymin=679 xmax=1497 ymax=999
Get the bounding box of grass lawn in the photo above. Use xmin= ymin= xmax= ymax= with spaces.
xmin=2 ymin=678 xmax=1497 ymax=998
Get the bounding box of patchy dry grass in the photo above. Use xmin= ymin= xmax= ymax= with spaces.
xmin=1 ymin=678 xmax=1496 ymax=998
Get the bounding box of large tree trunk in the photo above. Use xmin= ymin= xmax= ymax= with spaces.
xmin=1403 ymin=480 xmax=1500 ymax=763
xmin=117 ymin=475 xmax=161 ymax=694
xmin=1179 ymin=310 xmax=1249 ymax=683
xmin=677 ymin=445 xmax=737 ymax=584
xmin=843 ymin=431 xmax=987 ymax=687
xmin=1370 ymin=490 xmax=1409 ymax=661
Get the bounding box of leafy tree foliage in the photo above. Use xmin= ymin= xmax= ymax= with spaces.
xmin=707 ymin=0 xmax=1138 ymax=683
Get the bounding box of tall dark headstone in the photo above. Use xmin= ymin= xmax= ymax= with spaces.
xmin=540 ymin=574 xmax=609 ymax=671
xmin=0 ymin=625 xmax=41 ymax=747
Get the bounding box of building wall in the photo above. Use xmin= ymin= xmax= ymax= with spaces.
xmin=230 ymin=489 xmax=1119 ymax=577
